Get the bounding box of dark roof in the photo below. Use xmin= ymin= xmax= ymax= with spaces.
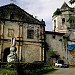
xmin=53 ymin=8 xmax=61 ymax=16
xmin=45 ymin=31 xmax=65 ymax=36
xmin=61 ymin=2 xmax=71 ymax=9
xmin=52 ymin=2 xmax=74 ymax=17
xmin=0 ymin=3 xmax=45 ymax=25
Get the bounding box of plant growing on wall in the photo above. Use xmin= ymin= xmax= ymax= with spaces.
xmin=49 ymin=51 xmax=59 ymax=58
xmin=66 ymin=1 xmax=75 ymax=26
xmin=69 ymin=0 xmax=75 ymax=4
xmin=73 ymin=54 xmax=75 ymax=58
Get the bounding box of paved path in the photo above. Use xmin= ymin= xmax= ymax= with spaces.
xmin=44 ymin=68 xmax=75 ymax=75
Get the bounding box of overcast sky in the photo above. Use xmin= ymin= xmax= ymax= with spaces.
xmin=0 ymin=0 xmax=75 ymax=31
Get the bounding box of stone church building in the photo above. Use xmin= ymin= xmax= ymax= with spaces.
xmin=0 ymin=3 xmax=45 ymax=62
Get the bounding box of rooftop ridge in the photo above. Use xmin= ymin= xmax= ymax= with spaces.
xmin=60 ymin=2 xmax=71 ymax=9
xmin=0 ymin=3 xmax=45 ymax=25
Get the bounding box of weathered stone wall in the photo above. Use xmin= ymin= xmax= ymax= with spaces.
xmin=0 ymin=3 xmax=45 ymax=62
xmin=46 ymin=32 xmax=68 ymax=64
xmin=52 ymin=14 xmax=70 ymax=33
xmin=46 ymin=32 xmax=75 ymax=65
xmin=0 ymin=21 xmax=44 ymax=62
xmin=52 ymin=5 xmax=74 ymax=33
xmin=23 ymin=23 xmax=41 ymax=42
xmin=4 ymin=21 xmax=19 ymax=39
xmin=51 ymin=2 xmax=75 ymax=65
xmin=22 ymin=42 xmax=41 ymax=62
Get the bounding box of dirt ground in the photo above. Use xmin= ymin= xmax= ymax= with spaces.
xmin=44 ymin=67 xmax=75 ymax=75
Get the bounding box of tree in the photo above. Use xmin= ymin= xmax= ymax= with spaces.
xmin=69 ymin=0 xmax=75 ymax=4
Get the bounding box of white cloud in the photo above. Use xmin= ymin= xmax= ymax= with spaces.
xmin=17 ymin=0 xmax=74 ymax=19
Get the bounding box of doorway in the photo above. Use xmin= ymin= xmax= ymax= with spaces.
xmin=3 ymin=47 xmax=10 ymax=62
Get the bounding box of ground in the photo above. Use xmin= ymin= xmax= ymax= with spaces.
xmin=44 ymin=67 xmax=75 ymax=75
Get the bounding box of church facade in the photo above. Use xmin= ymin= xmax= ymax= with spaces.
xmin=0 ymin=4 xmax=45 ymax=62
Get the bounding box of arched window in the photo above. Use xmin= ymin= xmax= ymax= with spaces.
xmin=62 ymin=18 xmax=65 ymax=24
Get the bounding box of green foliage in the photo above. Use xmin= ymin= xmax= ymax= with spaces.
xmin=16 ymin=61 xmax=44 ymax=70
xmin=53 ymin=8 xmax=61 ymax=16
xmin=23 ymin=65 xmax=54 ymax=75
xmin=73 ymin=64 xmax=75 ymax=67
xmin=15 ymin=62 xmax=44 ymax=75
xmin=69 ymin=0 xmax=75 ymax=4
xmin=0 ymin=62 xmax=54 ymax=75
xmin=14 ymin=62 xmax=54 ymax=75
xmin=48 ymin=51 xmax=59 ymax=58
xmin=0 ymin=69 xmax=17 ymax=75
xmin=67 ymin=16 xmax=75 ymax=23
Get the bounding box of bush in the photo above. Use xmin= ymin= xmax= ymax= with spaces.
xmin=23 ymin=66 xmax=54 ymax=75
xmin=0 ymin=62 xmax=54 ymax=75
xmin=0 ymin=69 xmax=17 ymax=75
xmin=16 ymin=61 xmax=44 ymax=70
xmin=32 ymin=61 xmax=44 ymax=69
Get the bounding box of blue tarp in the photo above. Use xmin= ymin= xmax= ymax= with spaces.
xmin=67 ymin=44 xmax=75 ymax=51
